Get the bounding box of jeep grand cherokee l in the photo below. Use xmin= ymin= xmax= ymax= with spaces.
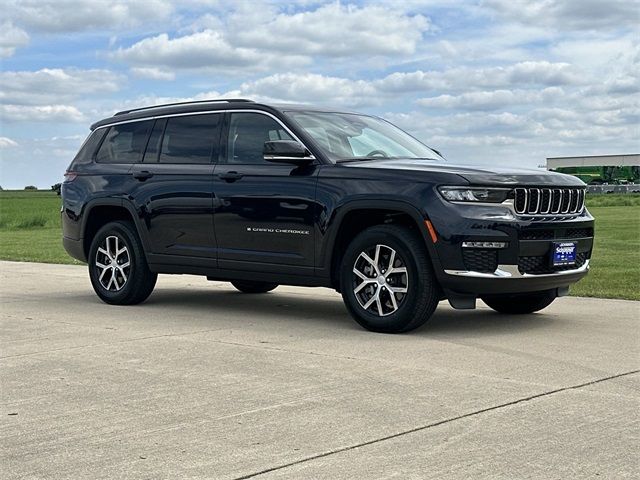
xmin=62 ymin=99 xmax=594 ymax=333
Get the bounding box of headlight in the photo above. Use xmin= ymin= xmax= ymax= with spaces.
xmin=438 ymin=187 xmax=511 ymax=203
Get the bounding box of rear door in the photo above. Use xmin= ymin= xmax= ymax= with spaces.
xmin=128 ymin=113 xmax=222 ymax=259
xmin=213 ymin=111 xmax=319 ymax=273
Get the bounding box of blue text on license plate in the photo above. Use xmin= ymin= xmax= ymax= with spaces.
xmin=553 ymin=242 xmax=577 ymax=266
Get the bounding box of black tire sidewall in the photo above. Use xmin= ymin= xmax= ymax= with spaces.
xmin=340 ymin=226 xmax=437 ymax=333
xmin=88 ymin=221 xmax=152 ymax=305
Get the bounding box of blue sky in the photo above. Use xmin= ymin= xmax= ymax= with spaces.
xmin=1 ymin=0 xmax=638 ymax=188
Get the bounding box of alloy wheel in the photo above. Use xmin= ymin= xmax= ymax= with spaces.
xmin=352 ymin=244 xmax=408 ymax=317
xmin=95 ymin=235 xmax=130 ymax=292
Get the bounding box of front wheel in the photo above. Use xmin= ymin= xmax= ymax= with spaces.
xmin=88 ymin=221 xmax=157 ymax=305
xmin=231 ymin=280 xmax=278 ymax=294
xmin=340 ymin=225 xmax=440 ymax=333
xmin=481 ymin=290 xmax=557 ymax=314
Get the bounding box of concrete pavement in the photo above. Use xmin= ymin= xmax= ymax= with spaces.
xmin=1 ymin=260 xmax=638 ymax=479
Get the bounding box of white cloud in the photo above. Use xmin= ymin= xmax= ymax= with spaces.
xmin=0 ymin=22 xmax=29 ymax=57
xmin=0 ymin=137 xmax=19 ymax=148
xmin=111 ymin=30 xmax=308 ymax=72
xmin=130 ymin=67 xmax=176 ymax=81
xmin=376 ymin=61 xmax=583 ymax=93
xmin=6 ymin=0 xmax=174 ymax=33
xmin=110 ymin=2 xmax=430 ymax=72
xmin=2 ymin=0 xmax=637 ymax=184
xmin=229 ymin=3 xmax=431 ymax=57
xmin=225 ymin=73 xmax=380 ymax=107
xmin=1 ymin=105 xmax=85 ymax=123
xmin=417 ymin=87 xmax=564 ymax=110
xmin=86 ymin=90 xmax=223 ymax=120
xmin=219 ymin=63 xmax=581 ymax=109
xmin=0 ymin=68 xmax=124 ymax=106
xmin=485 ymin=0 xmax=640 ymax=30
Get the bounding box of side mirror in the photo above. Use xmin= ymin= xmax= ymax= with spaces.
xmin=263 ymin=140 xmax=314 ymax=165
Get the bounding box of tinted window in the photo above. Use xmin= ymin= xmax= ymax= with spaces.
xmin=70 ymin=129 xmax=107 ymax=166
xmin=287 ymin=111 xmax=444 ymax=162
xmin=143 ymin=119 xmax=166 ymax=163
xmin=95 ymin=121 xmax=152 ymax=164
xmin=227 ymin=113 xmax=293 ymax=164
xmin=159 ymin=114 xmax=222 ymax=164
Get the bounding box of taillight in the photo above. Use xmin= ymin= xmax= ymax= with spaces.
xmin=64 ymin=171 xmax=77 ymax=182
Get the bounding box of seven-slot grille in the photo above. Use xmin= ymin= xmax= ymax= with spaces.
xmin=514 ymin=187 xmax=585 ymax=215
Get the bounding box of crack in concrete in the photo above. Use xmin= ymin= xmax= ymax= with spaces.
xmin=232 ymin=369 xmax=640 ymax=480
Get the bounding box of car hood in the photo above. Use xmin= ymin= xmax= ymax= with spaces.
xmin=339 ymin=159 xmax=584 ymax=186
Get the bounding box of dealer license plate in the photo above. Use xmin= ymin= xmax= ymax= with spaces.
xmin=552 ymin=242 xmax=577 ymax=266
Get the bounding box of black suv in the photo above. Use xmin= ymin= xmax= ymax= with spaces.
xmin=62 ymin=99 xmax=594 ymax=333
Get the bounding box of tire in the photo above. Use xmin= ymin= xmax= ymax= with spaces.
xmin=481 ymin=290 xmax=556 ymax=314
xmin=88 ymin=221 xmax=157 ymax=305
xmin=231 ymin=280 xmax=278 ymax=294
xmin=340 ymin=224 xmax=440 ymax=333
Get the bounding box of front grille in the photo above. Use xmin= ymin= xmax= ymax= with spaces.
xmin=518 ymin=251 xmax=589 ymax=275
xmin=514 ymin=187 xmax=585 ymax=215
xmin=565 ymin=227 xmax=594 ymax=238
xmin=462 ymin=249 xmax=498 ymax=273
xmin=520 ymin=229 xmax=555 ymax=240
xmin=520 ymin=227 xmax=594 ymax=240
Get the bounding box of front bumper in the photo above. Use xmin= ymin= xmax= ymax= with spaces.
xmin=428 ymin=200 xmax=594 ymax=296
xmin=442 ymin=260 xmax=589 ymax=296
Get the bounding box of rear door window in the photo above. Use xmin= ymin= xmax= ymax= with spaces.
xmin=95 ymin=120 xmax=152 ymax=163
xmin=158 ymin=114 xmax=222 ymax=164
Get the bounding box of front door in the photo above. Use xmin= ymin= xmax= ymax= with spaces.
xmin=213 ymin=111 xmax=319 ymax=273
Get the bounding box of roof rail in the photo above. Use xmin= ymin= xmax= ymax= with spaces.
xmin=114 ymin=98 xmax=254 ymax=116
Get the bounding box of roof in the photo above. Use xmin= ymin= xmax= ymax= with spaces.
xmin=547 ymin=154 xmax=640 ymax=168
xmin=90 ymin=98 xmax=360 ymax=130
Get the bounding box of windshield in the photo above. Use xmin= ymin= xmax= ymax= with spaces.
xmin=285 ymin=111 xmax=444 ymax=162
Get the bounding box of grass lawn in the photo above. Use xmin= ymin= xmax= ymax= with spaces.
xmin=0 ymin=191 xmax=81 ymax=265
xmin=569 ymin=205 xmax=639 ymax=300
xmin=0 ymin=191 xmax=638 ymax=300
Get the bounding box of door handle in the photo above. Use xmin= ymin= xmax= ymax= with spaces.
xmin=133 ymin=170 xmax=154 ymax=181
xmin=219 ymin=171 xmax=244 ymax=182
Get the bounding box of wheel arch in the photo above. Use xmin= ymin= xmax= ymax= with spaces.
xmin=81 ymin=199 xmax=149 ymax=260
xmin=323 ymin=200 xmax=442 ymax=290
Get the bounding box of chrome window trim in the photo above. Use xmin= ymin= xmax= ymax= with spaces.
xmin=94 ymin=109 xmax=315 ymax=160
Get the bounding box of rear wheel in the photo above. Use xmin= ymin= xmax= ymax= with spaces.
xmin=481 ymin=290 xmax=557 ymax=314
xmin=88 ymin=221 xmax=157 ymax=305
xmin=231 ymin=280 xmax=278 ymax=294
xmin=340 ymin=225 xmax=440 ymax=333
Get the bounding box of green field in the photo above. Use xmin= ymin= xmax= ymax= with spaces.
xmin=0 ymin=191 xmax=638 ymax=300
xmin=0 ymin=191 xmax=80 ymax=265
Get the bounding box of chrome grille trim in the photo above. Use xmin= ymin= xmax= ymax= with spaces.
xmin=540 ymin=188 xmax=551 ymax=214
xmin=513 ymin=187 xmax=585 ymax=216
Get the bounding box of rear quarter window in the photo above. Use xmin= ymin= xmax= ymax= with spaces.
xmin=95 ymin=120 xmax=153 ymax=164
xmin=69 ymin=129 xmax=107 ymax=166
